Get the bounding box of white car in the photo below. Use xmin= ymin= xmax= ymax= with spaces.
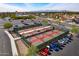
xmin=58 ymin=38 xmax=69 ymax=45
xmin=58 ymin=39 xmax=65 ymax=45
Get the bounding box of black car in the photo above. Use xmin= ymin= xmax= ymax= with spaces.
xmin=76 ymin=33 xmax=79 ymax=38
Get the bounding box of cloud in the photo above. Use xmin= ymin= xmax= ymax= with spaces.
xmin=0 ymin=3 xmax=27 ymax=12
xmin=24 ymin=3 xmax=79 ymax=11
xmin=24 ymin=3 xmax=57 ymax=11
xmin=24 ymin=3 xmax=35 ymax=11
xmin=45 ymin=3 xmax=79 ymax=11
xmin=0 ymin=3 xmax=79 ymax=12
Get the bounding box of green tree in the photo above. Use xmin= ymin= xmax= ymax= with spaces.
xmin=10 ymin=15 xmax=36 ymax=20
xmin=70 ymin=25 xmax=79 ymax=33
xmin=27 ymin=46 xmax=39 ymax=56
xmin=3 ymin=22 xmax=13 ymax=29
xmin=28 ymin=15 xmax=36 ymax=19
xmin=42 ymin=20 xmax=49 ymax=26
xmin=10 ymin=14 xmax=16 ymax=19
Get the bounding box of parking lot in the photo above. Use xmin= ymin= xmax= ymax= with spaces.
xmin=51 ymin=36 xmax=79 ymax=56
xmin=0 ymin=17 xmax=79 ymax=56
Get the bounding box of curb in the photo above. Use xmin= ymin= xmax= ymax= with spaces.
xmin=4 ymin=30 xmax=18 ymax=56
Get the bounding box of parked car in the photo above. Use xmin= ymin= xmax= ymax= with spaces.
xmin=65 ymin=37 xmax=71 ymax=42
xmin=39 ymin=48 xmax=50 ymax=56
xmin=58 ymin=38 xmax=67 ymax=45
xmin=58 ymin=37 xmax=71 ymax=45
xmin=67 ymin=34 xmax=73 ymax=40
xmin=76 ymin=33 xmax=79 ymax=38
xmin=49 ymin=42 xmax=63 ymax=52
xmin=56 ymin=42 xmax=65 ymax=48
xmin=49 ymin=44 xmax=60 ymax=52
xmin=58 ymin=38 xmax=66 ymax=45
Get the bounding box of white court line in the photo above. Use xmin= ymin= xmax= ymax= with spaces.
xmin=20 ymin=26 xmax=51 ymax=34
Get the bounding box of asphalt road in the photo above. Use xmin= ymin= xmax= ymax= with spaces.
xmin=0 ymin=29 xmax=12 ymax=56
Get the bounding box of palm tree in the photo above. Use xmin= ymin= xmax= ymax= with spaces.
xmin=55 ymin=19 xmax=61 ymax=24
xmin=27 ymin=46 xmax=39 ymax=56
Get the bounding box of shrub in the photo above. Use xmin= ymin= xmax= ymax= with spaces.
xmin=4 ymin=22 xmax=13 ymax=29
xmin=70 ymin=25 xmax=79 ymax=33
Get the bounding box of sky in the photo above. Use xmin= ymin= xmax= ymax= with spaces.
xmin=0 ymin=3 xmax=79 ymax=12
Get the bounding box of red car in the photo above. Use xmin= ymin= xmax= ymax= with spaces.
xmin=39 ymin=48 xmax=49 ymax=56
